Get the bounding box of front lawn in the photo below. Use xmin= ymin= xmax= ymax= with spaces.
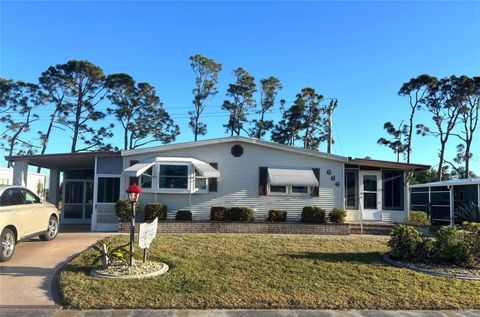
xmin=58 ymin=234 xmax=480 ymax=309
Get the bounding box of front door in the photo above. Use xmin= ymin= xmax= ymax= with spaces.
xmin=360 ymin=171 xmax=382 ymax=221
xmin=62 ymin=180 xmax=94 ymax=224
xmin=93 ymin=176 xmax=121 ymax=231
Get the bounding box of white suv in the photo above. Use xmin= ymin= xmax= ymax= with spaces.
xmin=0 ymin=185 xmax=60 ymax=262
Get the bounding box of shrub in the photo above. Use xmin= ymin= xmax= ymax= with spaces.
xmin=115 ymin=200 xmax=139 ymax=222
xmin=176 ymin=210 xmax=192 ymax=221
xmin=462 ymin=221 xmax=480 ymax=233
xmin=455 ymin=202 xmax=480 ymax=223
xmin=329 ymin=208 xmax=347 ymax=224
xmin=266 ymin=209 xmax=287 ymax=222
xmin=229 ymin=206 xmax=254 ymax=222
xmin=210 ymin=206 xmax=230 ymax=221
xmin=388 ymin=224 xmax=423 ymax=261
xmin=144 ymin=203 xmax=167 ymax=222
xmin=434 ymin=226 xmax=462 ymax=262
xmin=301 ymin=206 xmax=326 ymax=224
xmin=405 ymin=211 xmax=430 ymax=226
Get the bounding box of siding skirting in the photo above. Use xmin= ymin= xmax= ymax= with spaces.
xmin=118 ymin=221 xmax=350 ymax=235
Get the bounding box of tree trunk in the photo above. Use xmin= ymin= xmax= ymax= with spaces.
xmin=407 ymin=110 xmax=415 ymax=164
xmin=71 ymin=83 xmax=83 ymax=153
xmin=37 ymin=111 xmax=58 ymax=173
xmin=465 ymin=140 xmax=471 ymax=178
xmin=437 ymin=141 xmax=446 ymax=181
xmin=194 ymin=115 xmax=199 ymax=141
xmin=124 ymin=126 xmax=129 ymax=151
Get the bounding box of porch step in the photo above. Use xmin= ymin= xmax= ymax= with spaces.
xmin=349 ymin=223 xmax=395 ymax=235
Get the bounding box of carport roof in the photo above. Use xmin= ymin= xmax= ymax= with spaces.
xmin=5 ymin=151 xmax=120 ymax=170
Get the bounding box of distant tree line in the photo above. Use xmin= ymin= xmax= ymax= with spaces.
xmin=2 ymin=58 xmax=478 ymax=181
xmin=378 ymin=75 xmax=479 ymax=181
xmin=1 ymin=56 xmax=339 ymax=169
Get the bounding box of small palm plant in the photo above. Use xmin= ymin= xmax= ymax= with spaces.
xmin=455 ymin=201 xmax=480 ymax=223
xmin=90 ymin=241 xmax=132 ymax=268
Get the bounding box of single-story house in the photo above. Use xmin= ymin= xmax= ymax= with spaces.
xmin=5 ymin=136 xmax=430 ymax=231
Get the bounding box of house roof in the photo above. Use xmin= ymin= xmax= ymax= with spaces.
xmin=410 ymin=178 xmax=480 ymax=188
xmin=121 ymin=136 xmax=349 ymax=163
xmin=4 ymin=137 xmax=431 ymax=172
xmin=347 ymin=158 xmax=430 ymax=171
xmin=5 ymin=151 xmax=120 ymax=170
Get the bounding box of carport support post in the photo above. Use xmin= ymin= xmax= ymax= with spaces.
xmin=12 ymin=160 xmax=28 ymax=187
xmin=48 ymin=168 xmax=60 ymax=207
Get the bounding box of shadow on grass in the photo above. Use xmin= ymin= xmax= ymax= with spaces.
xmin=282 ymin=251 xmax=385 ymax=265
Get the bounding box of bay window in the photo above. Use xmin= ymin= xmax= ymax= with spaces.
xmin=139 ymin=166 xmax=153 ymax=188
xmin=159 ymin=165 xmax=188 ymax=189
xmin=194 ymin=170 xmax=207 ymax=191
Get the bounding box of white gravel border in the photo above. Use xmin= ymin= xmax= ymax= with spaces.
xmin=383 ymin=254 xmax=480 ymax=280
xmin=91 ymin=262 xmax=169 ymax=279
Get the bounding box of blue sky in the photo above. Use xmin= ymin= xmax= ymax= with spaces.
xmin=1 ymin=1 xmax=479 ymax=174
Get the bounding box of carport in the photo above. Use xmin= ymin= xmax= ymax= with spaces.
xmin=409 ymin=178 xmax=480 ymax=225
xmin=5 ymin=151 xmax=121 ymax=230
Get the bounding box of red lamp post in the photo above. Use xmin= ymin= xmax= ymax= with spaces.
xmin=126 ymin=183 xmax=142 ymax=266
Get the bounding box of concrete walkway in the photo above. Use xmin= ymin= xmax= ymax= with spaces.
xmin=0 ymin=309 xmax=479 ymax=317
xmin=0 ymin=226 xmax=112 ymax=307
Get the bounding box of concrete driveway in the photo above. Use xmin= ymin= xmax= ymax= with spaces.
xmin=0 ymin=225 xmax=112 ymax=307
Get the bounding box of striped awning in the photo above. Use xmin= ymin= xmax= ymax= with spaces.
xmin=122 ymin=157 xmax=220 ymax=178
xmin=268 ymin=168 xmax=318 ymax=187
xmin=122 ymin=162 xmax=155 ymax=177
xmin=191 ymin=159 xmax=220 ymax=178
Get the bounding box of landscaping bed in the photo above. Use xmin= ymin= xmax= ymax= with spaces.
xmin=384 ymin=254 xmax=480 ymax=280
xmin=58 ymin=234 xmax=480 ymax=310
xmin=118 ymin=221 xmax=350 ymax=235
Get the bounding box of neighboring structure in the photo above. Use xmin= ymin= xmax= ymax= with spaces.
xmin=410 ymin=178 xmax=480 ymax=225
xmin=0 ymin=167 xmax=47 ymax=197
xmin=5 ymin=136 xmax=429 ymax=231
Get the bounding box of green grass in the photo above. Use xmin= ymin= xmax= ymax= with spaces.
xmin=58 ymin=234 xmax=480 ymax=310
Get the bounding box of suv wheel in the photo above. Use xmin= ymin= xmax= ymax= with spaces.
xmin=1 ymin=228 xmax=16 ymax=262
xmin=40 ymin=216 xmax=59 ymax=241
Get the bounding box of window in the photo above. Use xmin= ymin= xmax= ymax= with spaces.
xmin=268 ymin=185 xmax=309 ymax=195
xmin=0 ymin=188 xmax=25 ymax=206
xmin=383 ymin=171 xmax=403 ymax=210
xmin=345 ymin=170 xmax=358 ymax=209
xmin=22 ymin=189 xmax=40 ymax=204
xmin=140 ymin=166 xmax=153 ymax=188
xmin=363 ymin=175 xmax=378 ymax=209
xmin=194 ymin=170 xmax=207 ymax=191
xmin=97 ymin=177 xmax=120 ymax=203
xmin=65 ymin=182 xmax=83 ymax=204
xmin=270 ymin=186 xmax=287 ymax=194
xmin=292 ymin=186 xmax=308 ymax=194
xmin=159 ymin=165 xmax=188 ymax=189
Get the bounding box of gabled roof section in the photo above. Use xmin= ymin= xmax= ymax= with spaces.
xmin=121 ymin=136 xmax=348 ymax=163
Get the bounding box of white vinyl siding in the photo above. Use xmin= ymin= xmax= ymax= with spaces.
xmin=122 ymin=141 xmax=344 ymax=221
